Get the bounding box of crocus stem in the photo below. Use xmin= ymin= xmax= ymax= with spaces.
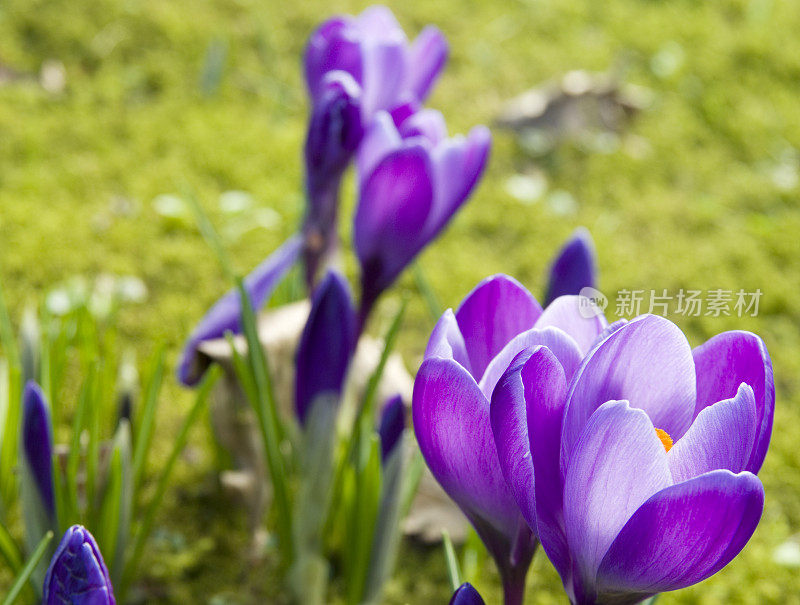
xmin=499 ymin=545 xmax=535 ymax=605
xmin=303 ymin=180 xmax=340 ymax=291
xmin=356 ymin=298 xmax=373 ymax=339
xmin=500 ymin=569 xmax=526 ymax=605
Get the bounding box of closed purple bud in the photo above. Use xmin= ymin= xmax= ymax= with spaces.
xmin=22 ymin=381 xmax=54 ymax=516
xmin=303 ymin=72 xmax=364 ymax=286
xmin=449 ymin=583 xmax=485 ymax=605
xmin=305 ymin=71 xmax=363 ymax=188
xmin=378 ymin=394 xmax=404 ymax=462
xmin=177 ymin=234 xmax=302 ymax=386
xmin=295 ymin=271 xmax=357 ymax=425
xmin=43 ymin=525 xmax=115 ymax=605
xmin=355 ymin=111 xmax=491 ymax=322
xmin=544 ymin=227 xmax=597 ymax=305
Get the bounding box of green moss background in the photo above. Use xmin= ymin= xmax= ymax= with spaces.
xmin=1 ymin=0 xmax=799 ymax=602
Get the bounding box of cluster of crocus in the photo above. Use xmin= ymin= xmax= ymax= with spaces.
xmin=413 ymin=232 xmax=774 ymax=605
xmin=43 ymin=525 xmax=116 ymax=605
xmin=175 ymin=11 xmax=481 ymax=602
xmin=177 ymin=5 xmax=491 ymax=388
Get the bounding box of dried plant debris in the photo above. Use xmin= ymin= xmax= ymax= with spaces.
xmin=496 ymin=70 xmax=652 ymax=153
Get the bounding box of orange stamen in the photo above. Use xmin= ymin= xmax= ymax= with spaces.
xmin=655 ymin=428 xmax=673 ymax=452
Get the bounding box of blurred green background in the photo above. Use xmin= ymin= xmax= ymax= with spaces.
xmin=1 ymin=0 xmax=799 ymax=602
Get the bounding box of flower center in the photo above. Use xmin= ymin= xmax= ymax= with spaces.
xmin=655 ymin=428 xmax=673 ymax=452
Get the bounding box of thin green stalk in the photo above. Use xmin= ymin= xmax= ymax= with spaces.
xmin=1 ymin=530 xmax=53 ymax=605
xmin=117 ymin=367 xmax=219 ymax=600
xmin=442 ymin=529 xmax=462 ymax=592
xmin=0 ymin=521 xmax=23 ymax=576
xmin=183 ymin=187 xmax=235 ymax=282
xmin=413 ymin=263 xmax=443 ymax=321
xmin=67 ymin=367 xmax=94 ymax=521
xmin=323 ymin=301 xmax=406 ymax=542
xmin=131 ymin=345 xmax=166 ymax=490
xmin=236 ymin=279 xmax=293 ymax=563
xmin=351 ymin=299 xmax=406 ymax=458
xmin=0 ymin=277 xmax=19 ymax=369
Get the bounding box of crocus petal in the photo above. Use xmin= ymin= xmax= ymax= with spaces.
xmin=388 ymin=100 xmax=419 ymax=128
xmin=490 ymin=348 xmax=539 ymax=530
xmin=591 ymin=318 xmax=627 ymax=349
xmin=378 ymin=394 xmax=405 ymax=462
xmin=360 ymin=37 xmax=407 ymax=118
xmin=354 ymin=5 xmax=405 ymax=36
xmin=426 ymin=126 xmax=491 ymax=241
xmin=479 ymin=326 xmax=582 ymax=399
xmin=357 ymin=111 xmax=403 ymax=179
xmin=449 ymin=582 xmax=486 ymax=605
xmin=355 ymin=143 xmax=434 ymax=297
xmin=304 ymin=17 xmax=363 ymax=100
xmin=544 ymin=228 xmax=597 ymax=306
xmin=176 ymin=234 xmax=302 ymax=386
xmin=412 ymin=357 xmax=521 ymax=539
xmin=669 ymin=384 xmax=757 ymax=483
xmin=534 ymin=295 xmax=608 ymax=355
xmin=354 ymin=7 xmax=407 ymax=116
xmin=521 ymin=348 xmax=572 ymax=580
xmin=491 ymin=347 xmax=567 ymax=537
xmin=563 ymin=401 xmax=672 ymax=601
xmin=295 ymin=271 xmax=356 ymax=425
xmin=399 ymin=108 xmax=448 ymax=146
xmin=44 ymin=525 xmax=116 ymax=605
xmin=597 ymin=470 xmax=764 ymax=597
xmin=424 ymin=308 xmax=471 ymax=373
xmin=22 ymin=381 xmax=55 ymax=516
xmin=561 ymin=315 xmax=696 ymax=472
xmin=407 ymin=26 xmax=448 ymax=101
xmin=693 ymin=331 xmax=774 ymax=473
xmin=455 ymin=275 xmax=542 ymax=379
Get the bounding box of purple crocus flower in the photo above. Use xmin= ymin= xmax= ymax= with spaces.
xmin=295 ymin=270 xmax=357 ymax=425
xmin=450 ymin=582 xmax=486 ymax=605
xmin=355 ymin=111 xmax=491 ymax=323
xmin=377 ymin=394 xmax=405 ymax=462
xmin=303 ymin=71 xmax=364 ymax=287
xmin=413 ymin=275 xmax=608 ymax=604
xmin=22 ymin=380 xmax=55 ymax=516
xmin=177 ymin=234 xmax=302 ymax=386
xmin=544 ymin=227 xmax=597 ymax=306
xmin=304 ymin=6 xmax=448 ymax=119
xmin=43 ymin=525 xmax=115 ymax=605
xmin=491 ymin=314 xmax=773 ymax=604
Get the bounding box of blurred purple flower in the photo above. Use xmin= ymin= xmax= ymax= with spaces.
xmin=43 ymin=525 xmax=115 ymax=605
xmin=295 ymin=270 xmax=357 ymax=425
xmin=450 ymin=582 xmax=485 ymax=605
xmin=303 ymin=71 xmax=364 ymax=287
xmin=413 ymin=275 xmax=608 ymax=604
xmin=377 ymin=394 xmax=405 ymax=462
xmin=304 ymin=6 xmax=447 ymax=119
xmin=355 ymin=111 xmax=491 ymax=323
xmin=177 ymin=235 xmax=302 ymax=387
xmin=491 ymin=314 xmax=773 ymax=604
xmin=544 ymin=227 xmax=597 ymax=305
xmin=22 ymin=380 xmax=54 ymax=516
